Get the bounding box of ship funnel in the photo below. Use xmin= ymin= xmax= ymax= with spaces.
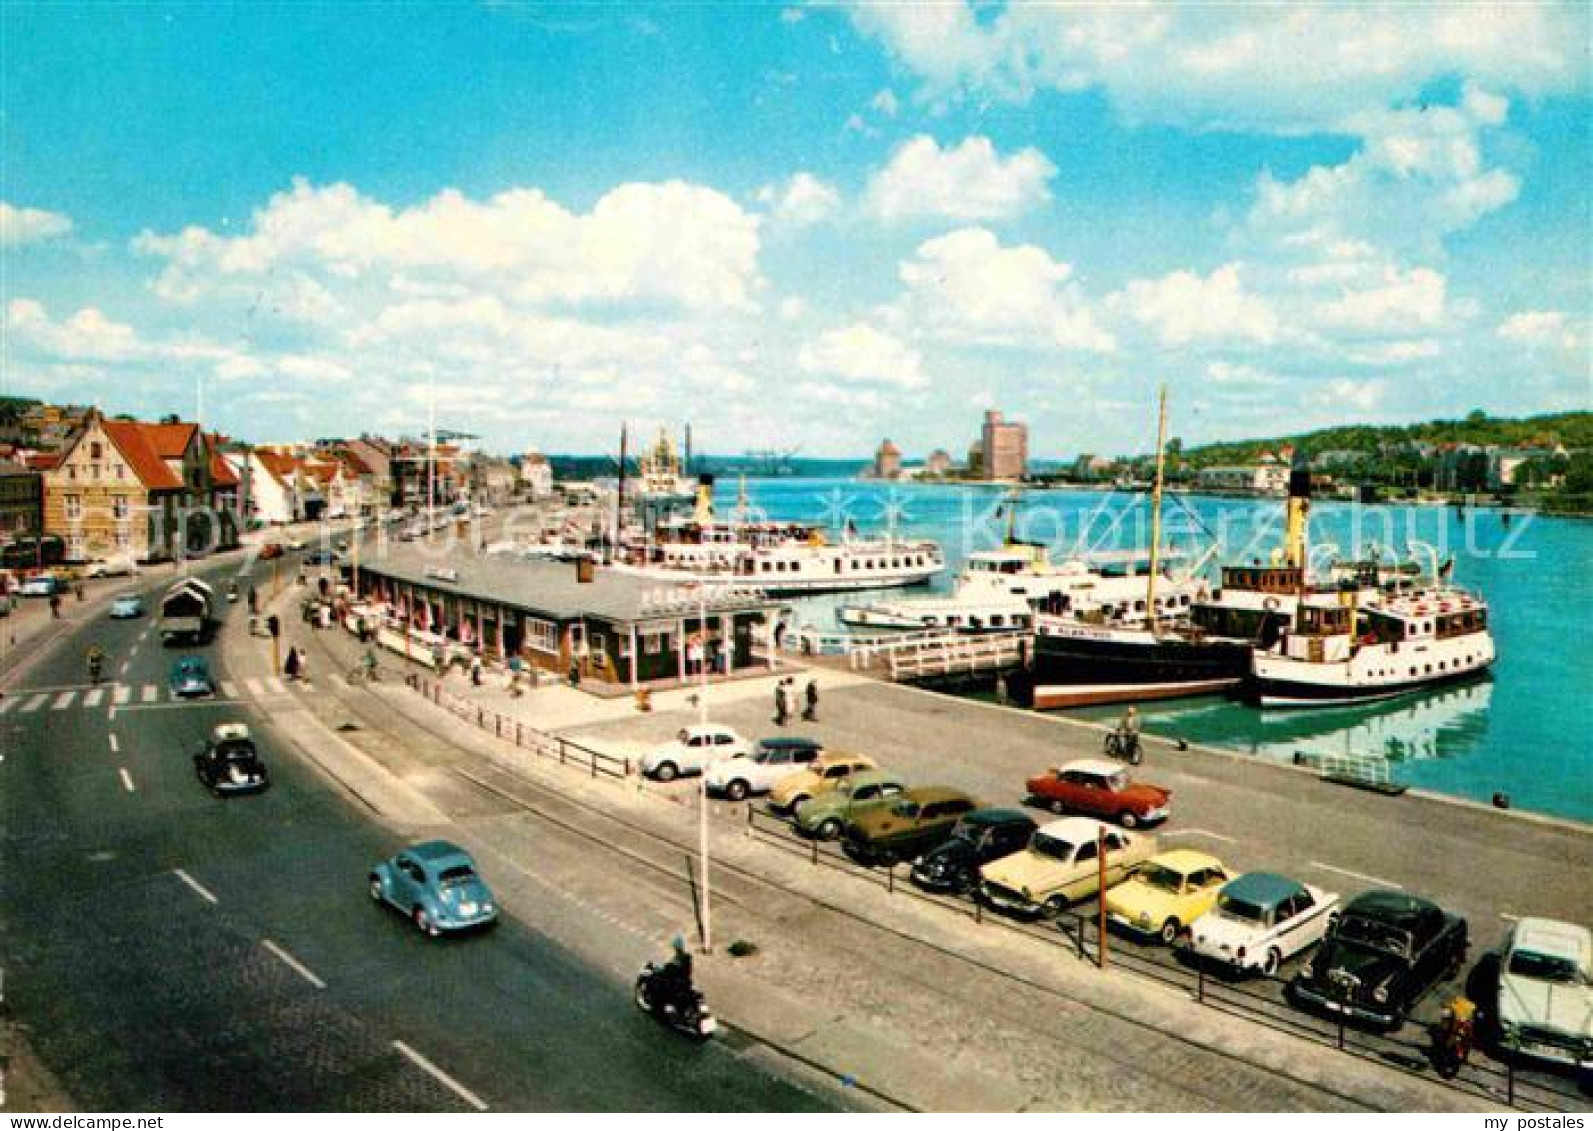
xmin=694 ymin=474 xmax=716 ymax=524
xmin=1284 ymin=450 xmax=1311 ymax=570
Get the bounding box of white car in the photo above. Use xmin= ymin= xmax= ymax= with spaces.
xmin=18 ymin=575 xmax=60 ymax=598
xmin=640 ymin=724 xmax=749 ymax=782
xmin=87 ymin=556 xmax=138 ymax=578
xmin=703 ymin=736 xmax=824 ymax=801
xmin=1187 ymin=872 xmax=1339 ymax=976
xmin=286 ymin=536 xmax=306 ymax=551
xmin=1496 ymin=917 xmax=1593 ymax=1070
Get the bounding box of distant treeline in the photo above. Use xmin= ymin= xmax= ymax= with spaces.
xmin=1178 ymin=410 xmax=1593 ymax=468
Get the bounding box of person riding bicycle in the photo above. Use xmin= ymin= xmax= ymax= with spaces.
xmin=86 ymin=644 xmax=106 ymax=684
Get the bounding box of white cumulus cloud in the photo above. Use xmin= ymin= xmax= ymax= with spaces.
xmin=798 ymin=322 xmax=926 ymax=388
xmin=849 ymin=2 xmax=1585 ymax=134
xmin=1111 ymin=264 xmax=1279 ymax=346
xmin=866 ymin=135 xmax=1055 ymax=222
xmin=755 ymin=173 xmax=842 ymax=225
xmin=896 ymin=227 xmax=1114 ymax=352
xmin=135 ymin=177 xmax=764 ymax=311
xmin=0 ymin=203 xmax=73 ymax=246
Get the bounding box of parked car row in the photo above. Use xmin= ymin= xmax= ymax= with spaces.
xmin=640 ymin=722 xmax=1592 ymax=1064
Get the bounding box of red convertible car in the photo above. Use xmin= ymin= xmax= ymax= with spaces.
xmin=1025 ymin=759 xmax=1171 ymax=828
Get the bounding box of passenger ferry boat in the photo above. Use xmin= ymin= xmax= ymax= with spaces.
xmin=610 ymin=476 xmax=943 ymax=596
xmin=1025 ymin=388 xmax=1423 ymax=710
xmin=1247 ymin=586 xmax=1495 ymax=707
xmin=836 ymin=542 xmax=1207 ymax=634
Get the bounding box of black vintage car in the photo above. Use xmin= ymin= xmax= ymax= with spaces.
xmin=911 ymin=808 xmax=1037 ymax=894
xmin=193 ymin=723 xmax=270 ymax=797
xmin=1288 ymin=890 xmax=1467 ymax=1028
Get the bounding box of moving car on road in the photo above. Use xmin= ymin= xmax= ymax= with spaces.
xmin=369 ymin=841 xmax=499 ymax=937
xmin=18 ymin=574 xmax=60 ymax=598
xmin=192 ymin=722 xmax=270 ymax=796
xmin=110 ymin=593 xmax=146 ymax=619
xmin=1025 ymin=759 xmax=1171 ymax=828
xmin=1289 ymin=890 xmax=1468 ymax=1028
xmin=911 ymin=809 xmax=1037 ymax=895
xmin=1187 ymin=872 xmax=1340 ymax=977
xmin=1104 ymin=849 xmax=1231 ymax=945
xmin=703 ymin=736 xmax=823 ymax=800
xmin=767 ymin=751 xmax=877 ymax=815
xmin=86 ymin=555 xmax=137 ymax=578
xmin=169 ymin=656 xmax=215 ymax=698
xmin=980 ymin=817 xmax=1156 ymax=919
xmin=795 ymin=769 xmax=907 ymax=841
xmin=1493 ymin=917 xmax=1592 ymax=1071
xmin=842 ymin=786 xmax=980 ymax=866
xmin=640 ymin=724 xmax=750 ymax=782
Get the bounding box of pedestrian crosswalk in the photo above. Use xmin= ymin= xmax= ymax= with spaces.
xmin=0 ymin=678 xmax=314 ymax=716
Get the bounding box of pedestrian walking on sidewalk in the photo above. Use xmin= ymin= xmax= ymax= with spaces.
xmin=247 ymin=586 xmax=257 ymax=614
xmin=298 ymin=648 xmax=310 ymax=683
xmin=48 ymin=592 xmax=61 ymax=619
xmin=470 ymin=655 xmax=483 ymax=687
xmin=774 ymin=680 xmax=789 ymax=726
xmin=284 ymin=647 xmax=300 ymax=681
xmin=803 ymin=679 xmax=819 ymax=722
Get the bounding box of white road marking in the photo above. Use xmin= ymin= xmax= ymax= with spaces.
xmin=52 ymin=691 xmax=76 ymax=710
xmin=140 ymin=684 xmax=158 ymax=703
xmin=173 ymin=868 xmax=218 ymax=904
xmin=108 ymin=733 xmax=119 ymax=754
xmin=392 ymin=1041 xmax=488 ymax=1111
xmin=245 ymin=677 xmax=264 ymax=697
xmin=266 ymin=676 xmax=286 ymax=694
xmin=0 ymin=697 xmax=15 ymax=715
xmin=118 ymin=767 xmax=135 ymax=793
xmin=1310 ymin=861 xmax=1402 ymax=890
xmin=261 ymin=939 xmax=327 ymax=990
xmin=84 ymin=688 xmax=105 ymax=708
xmin=220 ymin=680 xmax=239 ymax=699
xmin=20 ymin=694 xmax=48 ymax=713
xmin=1166 ymin=828 xmax=1237 ymax=844
xmin=113 ymin=684 xmax=131 ymax=704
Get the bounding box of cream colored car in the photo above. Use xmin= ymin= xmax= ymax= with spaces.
xmin=767 ymin=752 xmax=877 ymax=815
xmin=980 ymin=817 xmax=1156 ymax=918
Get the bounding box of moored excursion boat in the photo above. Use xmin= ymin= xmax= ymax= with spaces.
xmin=609 ymin=476 xmax=944 ymax=596
xmin=1247 ymin=585 xmax=1495 ymax=707
xmin=836 ymin=499 xmax=1207 ymax=634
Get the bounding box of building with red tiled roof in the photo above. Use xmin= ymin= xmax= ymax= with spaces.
xmin=44 ymin=410 xmax=241 ymax=563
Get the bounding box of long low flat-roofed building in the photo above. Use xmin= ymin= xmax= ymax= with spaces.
xmin=355 ymin=546 xmax=781 ymax=687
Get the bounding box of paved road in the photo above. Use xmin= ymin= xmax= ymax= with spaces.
xmin=0 ymin=553 xmax=838 ymax=1112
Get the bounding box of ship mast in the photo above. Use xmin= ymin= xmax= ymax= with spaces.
xmin=1145 ymin=385 xmax=1169 ymax=635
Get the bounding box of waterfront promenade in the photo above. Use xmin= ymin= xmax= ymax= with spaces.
xmin=293 ymin=605 xmax=1587 ymax=1110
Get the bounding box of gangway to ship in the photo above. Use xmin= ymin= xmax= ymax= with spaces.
xmin=784 ymin=624 xmax=1027 ymax=682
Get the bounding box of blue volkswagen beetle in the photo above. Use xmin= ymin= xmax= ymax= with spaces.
xmin=169 ymin=656 xmax=214 ymax=697
xmin=110 ymin=592 xmax=145 ymax=619
xmin=369 ymin=841 xmax=498 ymax=937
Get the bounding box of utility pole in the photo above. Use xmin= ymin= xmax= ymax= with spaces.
xmin=1144 ymin=385 xmax=1169 ymax=633
xmin=1097 ymin=823 xmax=1109 ymax=970
xmin=697 ymin=582 xmax=713 ymax=954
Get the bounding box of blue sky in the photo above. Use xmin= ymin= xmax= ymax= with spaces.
xmin=2 ymin=2 xmax=1588 ymax=457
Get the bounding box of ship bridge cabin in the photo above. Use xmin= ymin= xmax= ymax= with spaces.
xmin=1219 ymin=565 xmax=1304 ymax=595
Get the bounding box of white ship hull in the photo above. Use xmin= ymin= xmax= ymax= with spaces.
xmin=1250 ymin=630 xmax=1496 ymax=708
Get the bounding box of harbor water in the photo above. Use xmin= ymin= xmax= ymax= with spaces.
xmin=719 ymin=476 xmax=1593 ymax=824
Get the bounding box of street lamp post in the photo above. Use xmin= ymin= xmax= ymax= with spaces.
xmin=697 ymin=581 xmax=712 ymax=953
